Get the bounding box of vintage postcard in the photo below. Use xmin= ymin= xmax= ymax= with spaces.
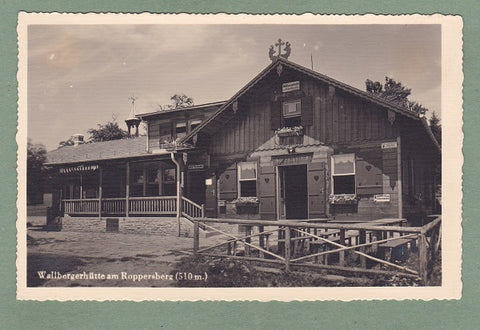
xmin=17 ymin=13 xmax=463 ymax=301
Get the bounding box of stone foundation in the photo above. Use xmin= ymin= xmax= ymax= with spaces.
xmin=61 ymin=216 xmax=190 ymax=236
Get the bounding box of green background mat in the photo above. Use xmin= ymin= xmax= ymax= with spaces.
xmin=1 ymin=1 xmax=477 ymax=328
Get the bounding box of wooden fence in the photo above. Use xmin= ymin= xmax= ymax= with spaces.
xmin=192 ymin=216 xmax=441 ymax=284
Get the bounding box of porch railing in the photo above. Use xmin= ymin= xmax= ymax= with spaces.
xmin=63 ymin=196 xmax=177 ymax=216
xmin=63 ymin=198 xmax=99 ymax=214
xmin=181 ymin=196 xmax=205 ymax=219
xmin=101 ymin=198 xmax=126 ymax=214
xmin=129 ymin=196 xmax=177 ymax=215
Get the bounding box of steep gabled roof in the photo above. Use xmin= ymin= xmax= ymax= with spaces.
xmin=183 ymin=57 xmax=433 ymax=145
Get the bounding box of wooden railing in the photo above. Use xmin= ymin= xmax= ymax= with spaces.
xmin=181 ymin=197 xmax=205 ymax=219
xmin=192 ymin=216 xmax=442 ymax=285
xmin=63 ymin=199 xmax=99 ymax=214
xmin=101 ymin=198 xmax=126 ymax=215
xmin=129 ymin=196 xmax=177 ymax=215
xmin=63 ymin=196 xmax=177 ymax=216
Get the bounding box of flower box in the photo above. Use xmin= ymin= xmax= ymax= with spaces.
xmin=233 ymin=197 xmax=259 ymax=214
xmin=328 ymin=194 xmax=359 ymax=205
xmin=161 ymin=138 xmax=192 ymax=150
xmin=275 ymin=126 xmax=304 ymax=137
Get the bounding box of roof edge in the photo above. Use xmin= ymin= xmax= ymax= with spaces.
xmin=182 ymin=58 xmax=423 ymax=143
xmin=139 ymin=100 xmax=227 ymax=119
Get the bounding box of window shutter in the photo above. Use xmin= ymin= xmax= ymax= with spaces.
xmin=308 ymin=162 xmax=327 ymax=218
xmin=259 ymin=165 xmax=276 ymax=220
xmin=270 ymin=100 xmax=281 ymax=130
xmin=218 ymin=164 xmax=237 ymax=200
xmin=301 ymin=95 xmax=314 ymax=126
xmin=356 ymin=150 xmax=383 ymax=195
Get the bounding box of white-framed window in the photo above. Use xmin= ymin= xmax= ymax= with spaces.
xmin=237 ymin=162 xmax=257 ymax=197
xmin=331 ymin=154 xmax=356 ymax=195
xmin=282 ymin=99 xmax=302 ymax=127
xmin=175 ymin=122 xmax=187 ymax=139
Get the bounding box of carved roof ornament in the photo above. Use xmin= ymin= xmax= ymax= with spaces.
xmin=269 ymin=38 xmax=291 ymax=62
xmin=276 ymin=63 xmax=283 ymax=77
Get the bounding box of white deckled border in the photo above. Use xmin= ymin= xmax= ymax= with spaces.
xmin=16 ymin=13 xmax=463 ymax=301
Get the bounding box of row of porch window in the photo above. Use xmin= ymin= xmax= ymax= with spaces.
xmin=62 ymin=166 xmax=177 ymax=199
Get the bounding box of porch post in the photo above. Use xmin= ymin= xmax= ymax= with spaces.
xmin=98 ymin=166 xmax=102 ymax=218
xmin=126 ymin=162 xmax=130 ymax=217
xmin=171 ymin=152 xmax=182 ymax=236
xmin=79 ymin=173 xmax=83 ymax=200
xmin=397 ymin=136 xmax=403 ymax=218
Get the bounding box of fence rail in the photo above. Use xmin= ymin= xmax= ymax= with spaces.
xmin=192 ymin=216 xmax=442 ymax=284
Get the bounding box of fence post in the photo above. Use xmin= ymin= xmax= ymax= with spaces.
xmin=418 ymin=233 xmax=428 ymax=284
xmin=339 ymin=229 xmax=346 ymax=267
xmin=359 ymin=230 xmax=367 ymax=268
xmin=284 ymin=226 xmax=291 ymax=272
xmin=193 ymin=220 xmax=199 ymax=255
xmin=259 ymin=225 xmax=265 ymax=258
xmin=245 ymin=226 xmax=251 ymax=256
xmin=201 ymin=204 xmax=205 ymax=218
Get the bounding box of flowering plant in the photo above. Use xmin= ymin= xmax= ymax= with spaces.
xmin=328 ymin=194 xmax=359 ymax=204
xmin=275 ymin=126 xmax=304 ymax=136
xmin=232 ymin=197 xmax=259 ymax=204
xmin=162 ymin=138 xmax=192 ymax=150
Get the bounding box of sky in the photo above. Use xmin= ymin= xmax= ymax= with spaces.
xmin=28 ymin=24 xmax=441 ymax=151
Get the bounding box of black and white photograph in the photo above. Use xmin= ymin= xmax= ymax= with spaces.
xmin=17 ymin=13 xmax=462 ymax=301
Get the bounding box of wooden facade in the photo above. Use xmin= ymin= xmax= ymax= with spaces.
xmin=182 ymin=58 xmax=440 ymax=223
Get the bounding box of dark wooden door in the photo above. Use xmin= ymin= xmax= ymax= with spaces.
xmin=187 ymin=171 xmax=206 ymax=205
xmin=284 ymin=165 xmax=308 ymax=219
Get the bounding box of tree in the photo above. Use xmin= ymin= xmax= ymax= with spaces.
xmin=159 ymin=93 xmax=194 ymax=110
xmin=87 ymin=120 xmax=128 ymax=142
xmin=365 ymin=77 xmax=427 ymax=116
xmin=27 ymin=139 xmax=47 ymax=204
xmin=429 ymin=111 xmax=442 ymax=146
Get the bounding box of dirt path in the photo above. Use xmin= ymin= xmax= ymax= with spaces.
xmin=27 ymin=229 xmax=200 ymax=287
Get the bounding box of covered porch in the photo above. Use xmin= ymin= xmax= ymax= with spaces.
xmin=55 ymin=154 xmax=206 ymax=219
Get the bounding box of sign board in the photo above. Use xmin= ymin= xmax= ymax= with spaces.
xmin=217 ymin=200 xmax=226 ymax=207
xmin=272 ymin=152 xmax=313 ymax=166
xmin=381 ymin=141 xmax=397 ymax=149
xmin=374 ymin=194 xmax=391 ymax=202
xmin=205 ymin=178 xmax=213 ymax=186
xmin=188 ymin=164 xmax=204 ymax=170
xmin=282 ymin=81 xmax=300 ymax=93
xmin=59 ymin=164 xmax=98 ymax=174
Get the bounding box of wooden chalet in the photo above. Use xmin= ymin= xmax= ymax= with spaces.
xmin=183 ymin=57 xmax=440 ymax=223
xmin=45 ymin=56 xmax=440 ymax=234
